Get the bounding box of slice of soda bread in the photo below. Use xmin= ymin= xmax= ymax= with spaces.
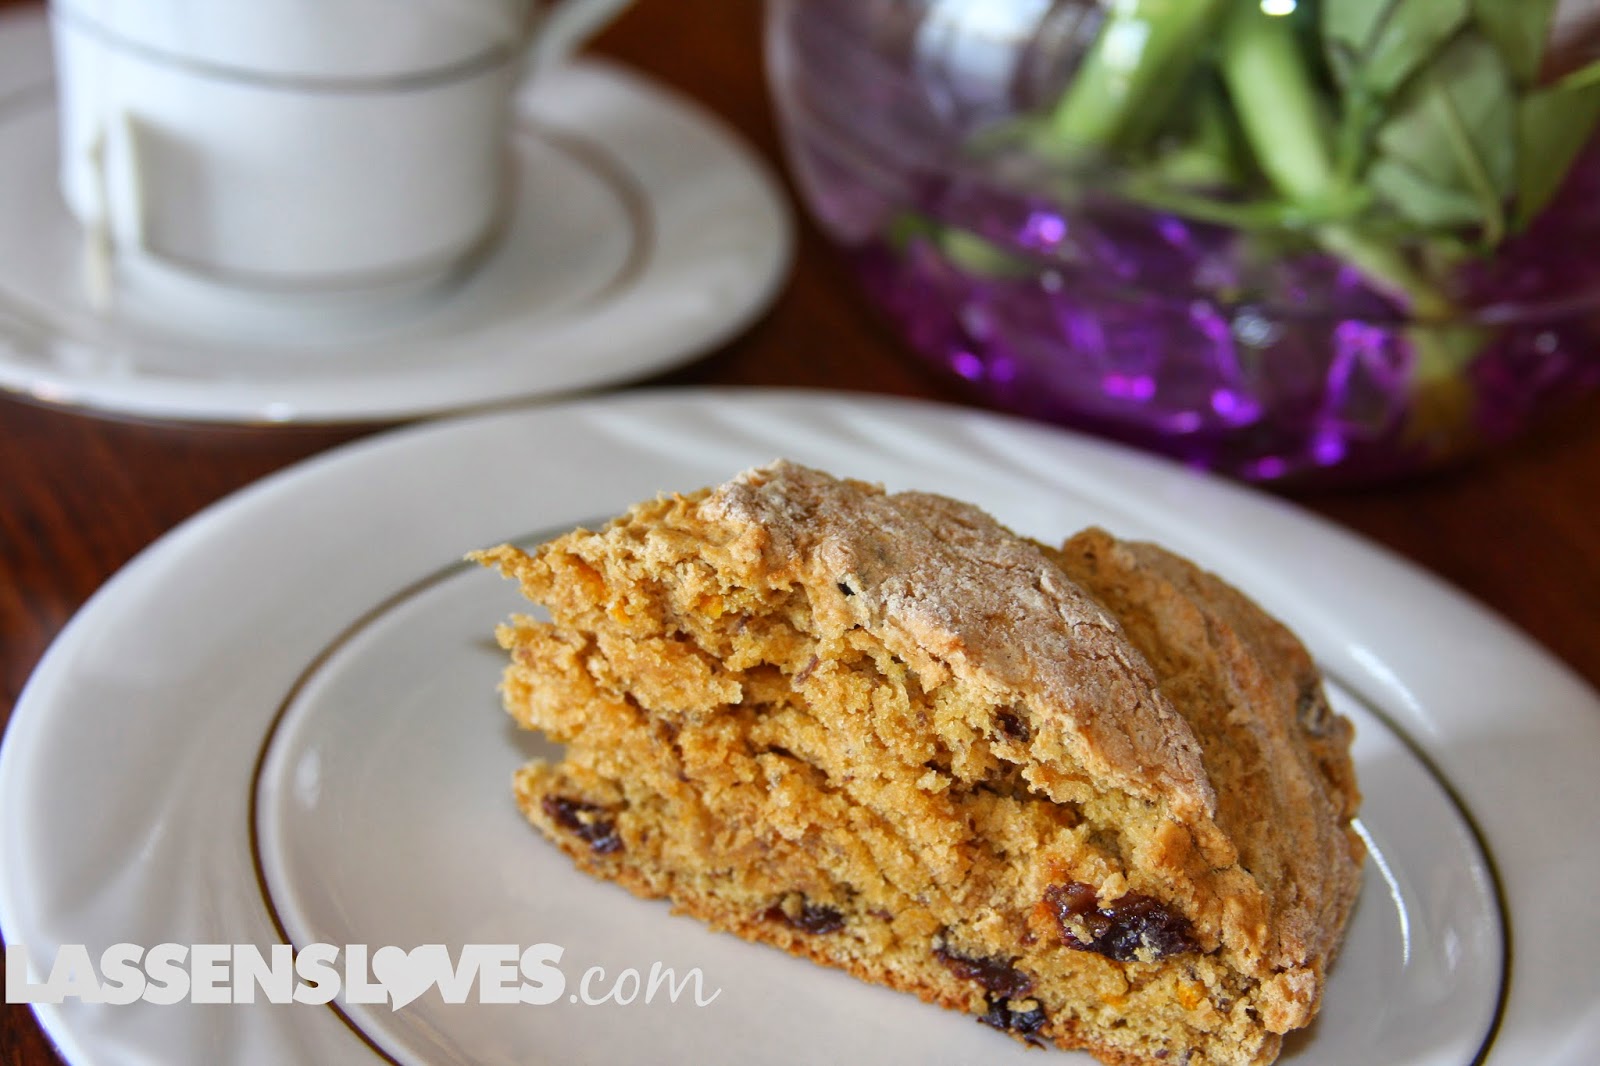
xmin=474 ymin=461 xmax=1362 ymax=1066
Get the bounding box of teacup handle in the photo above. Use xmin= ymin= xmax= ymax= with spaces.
xmin=78 ymin=111 xmax=147 ymax=311
xmin=525 ymin=0 xmax=634 ymax=75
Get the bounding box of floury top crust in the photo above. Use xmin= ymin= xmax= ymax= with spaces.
xmin=700 ymin=461 xmax=1219 ymax=821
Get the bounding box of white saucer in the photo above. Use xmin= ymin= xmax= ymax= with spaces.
xmin=4 ymin=389 xmax=1599 ymax=1064
xmin=0 ymin=9 xmax=792 ymax=424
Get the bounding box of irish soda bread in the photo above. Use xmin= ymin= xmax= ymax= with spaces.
xmin=474 ymin=461 xmax=1362 ymax=1065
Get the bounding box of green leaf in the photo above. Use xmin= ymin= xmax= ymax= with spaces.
xmin=1516 ymin=79 xmax=1600 ymax=228
xmin=1372 ymin=32 xmax=1515 ymax=235
xmin=1471 ymin=0 xmax=1556 ymax=86
xmin=1368 ymin=158 xmax=1489 ymax=228
xmin=1322 ymin=0 xmax=1395 ymax=58
xmin=1322 ymin=0 xmax=1469 ymax=97
xmin=1556 ymin=57 xmax=1600 ymax=92
xmin=1360 ymin=0 xmax=1472 ymax=97
xmin=1324 ymin=0 xmax=1472 ymax=182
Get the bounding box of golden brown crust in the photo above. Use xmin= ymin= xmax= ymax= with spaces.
xmin=475 ymin=461 xmax=1362 ymax=1066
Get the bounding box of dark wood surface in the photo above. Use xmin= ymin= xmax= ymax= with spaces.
xmin=3 ymin=1 xmax=1597 ymax=1062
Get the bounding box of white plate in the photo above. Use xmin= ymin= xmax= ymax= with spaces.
xmin=0 ymin=10 xmax=791 ymax=424
xmin=3 ymin=389 xmax=1597 ymax=1065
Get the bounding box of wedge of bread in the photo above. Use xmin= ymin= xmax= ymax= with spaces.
xmin=475 ymin=461 xmax=1362 ymax=1065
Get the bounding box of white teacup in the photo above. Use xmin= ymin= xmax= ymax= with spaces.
xmin=49 ymin=0 xmax=630 ymax=322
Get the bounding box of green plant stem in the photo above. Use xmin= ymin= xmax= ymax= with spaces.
xmin=1218 ymin=1 xmax=1336 ymax=204
xmin=1049 ymin=0 xmax=1231 ymax=150
xmin=1315 ymin=226 xmax=1456 ymax=319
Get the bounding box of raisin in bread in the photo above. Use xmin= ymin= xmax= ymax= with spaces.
xmin=473 ymin=461 xmax=1362 ymax=1066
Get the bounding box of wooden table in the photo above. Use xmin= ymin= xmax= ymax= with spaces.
xmin=3 ymin=1 xmax=1597 ymax=1062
